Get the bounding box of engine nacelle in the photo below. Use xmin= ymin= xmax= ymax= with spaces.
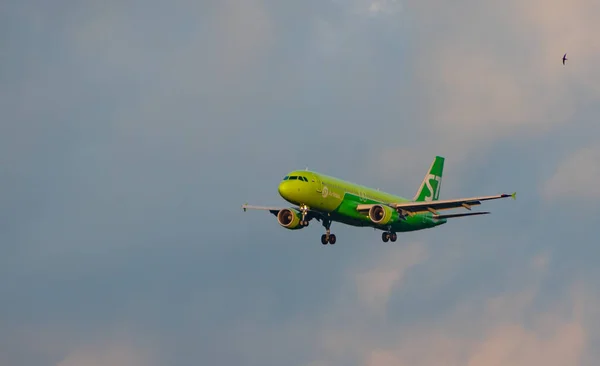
xmin=277 ymin=208 xmax=305 ymax=230
xmin=368 ymin=204 xmax=398 ymax=225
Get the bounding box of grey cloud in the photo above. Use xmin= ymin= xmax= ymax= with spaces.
xmin=543 ymin=144 xmax=600 ymax=201
xmin=2 ymin=0 xmax=600 ymax=365
xmin=396 ymin=0 xmax=600 ymax=164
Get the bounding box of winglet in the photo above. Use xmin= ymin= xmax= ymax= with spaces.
xmin=242 ymin=203 xmax=248 ymax=212
xmin=500 ymin=192 xmax=517 ymax=200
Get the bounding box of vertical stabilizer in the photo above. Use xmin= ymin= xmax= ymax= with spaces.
xmin=413 ymin=156 xmax=444 ymax=202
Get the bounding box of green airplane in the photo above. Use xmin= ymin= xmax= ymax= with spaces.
xmin=242 ymin=156 xmax=515 ymax=245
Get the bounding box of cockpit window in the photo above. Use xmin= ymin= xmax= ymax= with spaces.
xmin=284 ymin=175 xmax=309 ymax=182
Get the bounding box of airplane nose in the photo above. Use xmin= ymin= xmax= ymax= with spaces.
xmin=278 ymin=181 xmax=291 ymax=199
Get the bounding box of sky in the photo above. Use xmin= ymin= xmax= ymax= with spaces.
xmin=2 ymin=0 xmax=600 ymax=365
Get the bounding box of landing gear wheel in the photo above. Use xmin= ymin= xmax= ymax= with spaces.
xmin=321 ymin=234 xmax=328 ymax=245
xmin=320 ymin=218 xmax=335 ymax=245
xmin=390 ymin=232 xmax=397 ymax=242
xmin=301 ymin=220 xmax=309 ymax=227
xmin=382 ymin=232 xmax=389 ymax=242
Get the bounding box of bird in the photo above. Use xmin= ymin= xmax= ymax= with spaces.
xmin=562 ymin=53 xmax=568 ymax=65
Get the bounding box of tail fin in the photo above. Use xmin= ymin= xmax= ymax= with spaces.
xmin=413 ymin=156 xmax=444 ymax=202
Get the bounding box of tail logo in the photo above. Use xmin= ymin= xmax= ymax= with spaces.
xmin=422 ymin=174 xmax=441 ymax=201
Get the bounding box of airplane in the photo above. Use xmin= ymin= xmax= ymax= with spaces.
xmin=242 ymin=156 xmax=515 ymax=245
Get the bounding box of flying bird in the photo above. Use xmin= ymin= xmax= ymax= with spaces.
xmin=562 ymin=53 xmax=568 ymax=65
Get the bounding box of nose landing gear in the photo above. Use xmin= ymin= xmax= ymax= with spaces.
xmin=299 ymin=204 xmax=310 ymax=226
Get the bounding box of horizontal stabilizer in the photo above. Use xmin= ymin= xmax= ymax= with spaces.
xmin=433 ymin=211 xmax=490 ymax=219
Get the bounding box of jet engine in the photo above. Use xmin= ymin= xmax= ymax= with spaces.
xmin=277 ymin=208 xmax=305 ymax=230
xmin=368 ymin=204 xmax=398 ymax=225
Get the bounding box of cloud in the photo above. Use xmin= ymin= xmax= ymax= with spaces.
xmin=3 ymin=1 xmax=600 ymax=366
xmin=354 ymin=243 xmax=427 ymax=314
xmin=366 ymin=335 xmax=468 ymax=366
xmin=368 ymin=148 xmax=430 ymax=192
xmin=306 ymin=250 xmax=594 ymax=366
xmin=210 ymin=0 xmax=274 ymax=78
xmin=532 ymin=251 xmax=550 ymax=271
xmin=363 ymin=286 xmax=588 ymax=366
xmin=543 ymin=145 xmax=600 ymax=201
xmin=327 ymin=0 xmax=403 ymax=17
xmin=57 ymin=342 xmax=154 ymax=366
xmin=397 ymin=0 xmax=600 ymax=163
xmin=468 ymin=322 xmax=584 ymax=366
xmin=71 ymin=0 xmax=274 ymax=77
xmin=364 ymin=315 xmax=585 ymax=366
xmin=366 ymin=0 xmax=403 ymax=16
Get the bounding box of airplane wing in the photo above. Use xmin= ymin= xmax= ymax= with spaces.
xmin=356 ymin=192 xmax=516 ymax=217
xmin=241 ymin=203 xmax=325 ymax=221
xmin=242 ymin=204 xmax=284 ymax=215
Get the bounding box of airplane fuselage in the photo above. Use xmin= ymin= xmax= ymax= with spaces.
xmin=277 ymin=170 xmax=446 ymax=232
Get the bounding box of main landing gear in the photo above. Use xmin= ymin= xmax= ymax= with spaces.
xmin=381 ymin=231 xmax=397 ymax=242
xmin=321 ymin=219 xmax=336 ymax=245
